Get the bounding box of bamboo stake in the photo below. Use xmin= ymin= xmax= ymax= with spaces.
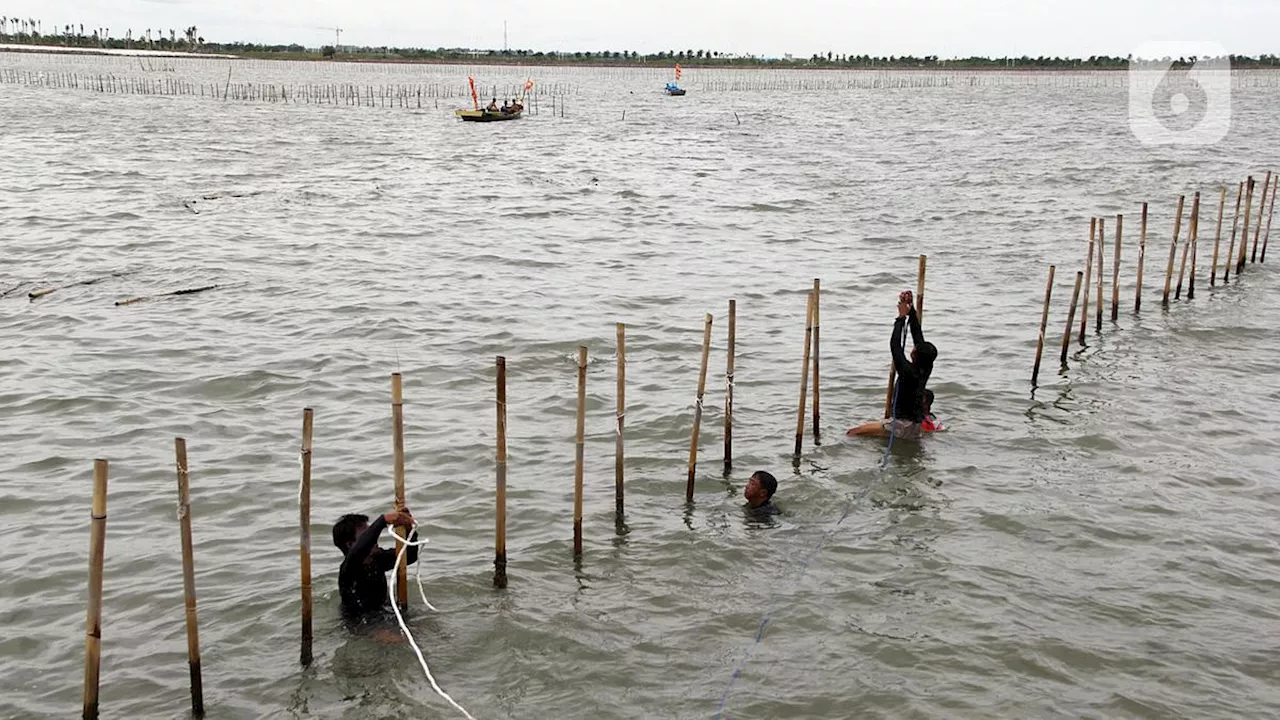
xmin=724 ymin=300 xmax=735 ymax=475
xmin=1210 ymin=187 xmax=1227 ymax=286
xmin=299 ymin=408 xmax=314 ymax=666
xmin=1060 ymin=272 xmax=1084 ymax=365
xmin=1188 ymin=193 xmax=1202 ymax=299
xmin=1224 ymin=182 xmax=1244 ymax=282
xmin=687 ymin=313 xmax=713 ymax=502
xmin=390 ymin=373 xmax=407 ymax=610
xmin=615 ymin=324 xmax=625 ymax=518
xmin=1263 ymin=174 xmax=1277 ymax=263
xmin=1237 ymin=177 xmax=1255 ymax=275
xmin=574 ymin=346 xmax=586 ymax=557
xmin=798 ymin=293 xmax=816 ymax=451
xmin=1251 ymin=170 xmax=1271 ymax=263
xmin=1110 ymin=215 xmax=1123 ymax=321
xmin=1079 ymin=218 xmax=1096 ymax=344
xmin=916 ymin=254 xmax=927 ymax=322
xmin=174 ymin=439 xmax=204 ymax=716
xmin=1162 ymin=195 xmax=1186 ymax=307
xmin=811 ymin=279 xmax=820 ymax=442
xmin=1135 ymin=203 xmax=1148 ymax=313
xmin=494 ymin=357 xmax=507 ymax=589
xmin=1031 ymin=265 xmax=1056 ymax=385
xmin=1095 ymin=218 xmax=1106 ymax=332
xmin=83 ymin=459 xmax=108 ymax=720
xmin=1176 ymin=192 xmax=1200 ymax=299
xmin=114 ymin=284 xmax=223 ymax=307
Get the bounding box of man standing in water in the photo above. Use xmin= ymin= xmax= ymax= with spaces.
xmin=848 ymin=291 xmax=937 ymax=440
xmin=332 ymin=508 xmax=419 ymax=618
xmin=744 ymin=470 xmax=779 ymax=516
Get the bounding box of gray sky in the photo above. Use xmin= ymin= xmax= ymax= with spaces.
xmin=3 ymin=0 xmax=1278 ymax=58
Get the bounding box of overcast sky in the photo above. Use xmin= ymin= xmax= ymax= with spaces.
xmin=3 ymin=0 xmax=1278 ymax=58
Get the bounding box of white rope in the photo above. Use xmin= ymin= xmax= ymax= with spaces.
xmin=387 ymin=527 xmax=437 ymax=611
xmin=386 ymin=524 xmax=473 ymax=719
xmin=615 ymin=413 xmax=624 ymax=436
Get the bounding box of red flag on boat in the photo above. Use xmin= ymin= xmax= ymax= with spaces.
xmin=675 ymin=64 xmax=682 ymax=80
xmin=524 ymin=79 xmax=534 ymax=90
xmin=468 ymin=76 xmax=479 ymax=110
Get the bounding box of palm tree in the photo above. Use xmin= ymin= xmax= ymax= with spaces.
xmin=79 ymin=23 xmax=84 ymax=37
xmin=170 ymin=28 xmax=176 ymax=47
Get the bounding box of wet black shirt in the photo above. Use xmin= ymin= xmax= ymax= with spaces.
xmin=338 ymin=515 xmax=419 ymax=618
xmin=890 ymin=309 xmax=928 ymax=423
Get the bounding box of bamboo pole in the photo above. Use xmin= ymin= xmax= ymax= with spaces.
xmin=574 ymin=346 xmax=587 ymax=557
xmin=1251 ymin=170 xmax=1271 ymax=263
xmin=687 ymin=313 xmax=713 ymax=502
xmin=724 ymin=300 xmax=735 ymax=475
xmin=1135 ymin=203 xmax=1148 ymax=313
xmin=915 ymin=254 xmax=927 ymax=322
xmin=1079 ymin=218 xmax=1096 ymax=344
xmin=1210 ymin=187 xmax=1228 ymax=286
xmin=494 ymin=357 xmax=508 ymax=588
xmin=1162 ymin=195 xmax=1186 ymax=307
xmin=798 ymin=293 xmax=816 ymax=451
xmin=1188 ymin=193 xmax=1202 ymax=299
xmin=1110 ymin=215 xmax=1123 ymax=321
xmin=1031 ymin=265 xmax=1056 ymax=385
xmin=390 ymin=373 xmax=407 ymax=610
xmin=174 ymin=439 xmax=204 ymax=716
xmin=1224 ymin=182 xmax=1244 ymax=282
xmin=1264 ymin=174 xmax=1278 ymax=263
xmin=811 ymin=280 xmax=820 ymax=442
xmin=1095 ymin=218 xmax=1106 ymax=332
xmin=299 ymin=408 xmax=314 ymax=666
xmin=1176 ymin=192 xmax=1200 ymax=299
xmin=1237 ymin=177 xmax=1255 ymax=275
xmin=615 ymin=324 xmax=625 ymax=518
xmin=83 ymin=459 xmax=108 ymax=720
xmin=1060 ymin=272 xmax=1084 ymax=365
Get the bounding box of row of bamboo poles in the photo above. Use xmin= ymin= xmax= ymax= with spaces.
xmin=1031 ymin=171 xmax=1277 ymax=384
xmin=0 ymin=68 xmax=571 ymax=109
xmin=82 ymin=265 xmax=887 ymax=716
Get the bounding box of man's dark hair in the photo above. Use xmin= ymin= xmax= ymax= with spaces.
xmin=333 ymin=513 xmax=369 ymax=552
xmin=753 ymin=471 xmax=778 ymax=501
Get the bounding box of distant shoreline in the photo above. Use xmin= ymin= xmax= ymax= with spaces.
xmin=4 ymin=41 xmax=1280 ymax=72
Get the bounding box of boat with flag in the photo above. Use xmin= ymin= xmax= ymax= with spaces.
xmin=665 ymin=64 xmax=686 ymax=95
xmin=456 ymin=77 xmax=533 ymax=122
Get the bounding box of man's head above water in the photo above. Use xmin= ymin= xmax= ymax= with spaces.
xmin=744 ymin=471 xmax=778 ymax=508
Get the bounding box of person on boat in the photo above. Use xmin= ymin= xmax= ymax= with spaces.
xmin=744 ymin=470 xmax=779 ymax=516
xmin=333 ymin=508 xmax=418 ymax=618
xmin=847 ymin=291 xmax=937 ymax=440
xmin=501 ymin=99 xmax=510 ymax=112
xmin=486 ymin=98 xmax=498 ymax=111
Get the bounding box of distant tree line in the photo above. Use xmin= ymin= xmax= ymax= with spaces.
xmin=2 ymin=19 xmax=1279 ymax=69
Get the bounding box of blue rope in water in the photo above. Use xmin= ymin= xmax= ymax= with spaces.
xmin=715 ymin=323 xmax=908 ymax=718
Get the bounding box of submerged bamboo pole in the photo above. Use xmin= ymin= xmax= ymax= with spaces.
xmin=83 ymin=459 xmax=108 ymax=720
xmin=1237 ymin=177 xmax=1255 ymax=275
xmin=174 ymin=439 xmax=204 ymax=716
xmin=1095 ymin=218 xmax=1106 ymax=332
xmin=390 ymin=373 xmax=407 ymax=610
xmin=574 ymin=346 xmax=587 ymax=557
xmin=1251 ymin=170 xmax=1271 ymax=263
xmin=1080 ymin=218 xmax=1096 ymax=344
xmin=1110 ymin=215 xmax=1123 ymax=321
xmin=1176 ymin=192 xmax=1200 ymax=299
xmin=1135 ymin=203 xmax=1148 ymax=313
xmin=811 ymin=279 xmax=820 ymax=442
xmin=1210 ymin=187 xmax=1228 ymax=286
xmin=1224 ymin=182 xmax=1244 ymax=282
xmin=615 ymin=324 xmax=626 ymax=519
xmin=1162 ymin=195 xmax=1186 ymax=307
xmin=494 ymin=357 xmax=508 ymax=589
xmin=299 ymin=408 xmax=314 ymax=666
xmin=687 ymin=313 xmax=713 ymax=502
xmin=1060 ymin=272 xmax=1084 ymax=365
xmin=723 ymin=300 xmax=735 ymax=475
xmin=798 ymin=293 xmax=816 ymax=451
xmin=1031 ymin=265 xmax=1056 ymax=385
xmin=1264 ymin=175 xmax=1278 ymax=263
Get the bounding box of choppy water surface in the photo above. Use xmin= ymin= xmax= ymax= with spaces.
xmin=2 ymin=53 xmax=1279 ymax=719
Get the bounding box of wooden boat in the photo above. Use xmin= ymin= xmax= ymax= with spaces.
xmin=455 ymin=108 xmax=523 ymax=122
xmin=664 ymin=84 xmax=686 ymax=96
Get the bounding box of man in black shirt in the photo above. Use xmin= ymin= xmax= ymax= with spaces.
xmin=332 ymin=508 xmax=419 ymax=618
xmin=848 ymin=290 xmax=937 ymax=440
xmin=744 ymin=470 xmax=779 ymax=516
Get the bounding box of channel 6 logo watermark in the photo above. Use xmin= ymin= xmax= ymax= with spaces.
xmin=1128 ymin=41 xmax=1231 ymax=146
